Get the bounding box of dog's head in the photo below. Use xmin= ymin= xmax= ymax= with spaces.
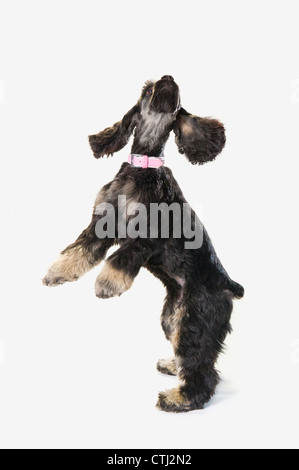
xmin=141 ymin=75 xmax=181 ymax=115
xmin=89 ymin=76 xmax=226 ymax=165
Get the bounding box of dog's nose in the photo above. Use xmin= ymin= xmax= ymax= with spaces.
xmin=161 ymin=75 xmax=174 ymax=81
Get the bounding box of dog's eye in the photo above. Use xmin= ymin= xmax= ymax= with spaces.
xmin=146 ymin=88 xmax=153 ymax=96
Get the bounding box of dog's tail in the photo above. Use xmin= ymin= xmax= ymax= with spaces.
xmin=227 ymin=280 xmax=245 ymax=299
xmin=203 ymin=228 xmax=245 ymax=300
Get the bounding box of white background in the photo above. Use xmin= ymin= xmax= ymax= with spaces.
xmin=0 ymin=0 xmax=299 ymax=449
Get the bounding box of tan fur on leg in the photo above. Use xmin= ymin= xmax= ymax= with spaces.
xmin=43 ymin=247 xmax=94 ymax=287
xmin=94 ymin=262 xmax=133 ymax=299
xmin=157 ymin=358 xmax=177 ymax=376
xmin=170 ymin=304 xmax=186 ymax=351
xmin=156 ymin=387 xmax=192 ymax=413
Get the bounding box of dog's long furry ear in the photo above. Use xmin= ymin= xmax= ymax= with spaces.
xmin=89 ymin=104 xmax=140 ymax=158
xmin=173 ymin=108 xmax=226 ymax=164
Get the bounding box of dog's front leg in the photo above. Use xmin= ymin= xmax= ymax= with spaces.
xmin=95 ymin=240 xmax=154 ymax=299
xmin=43 ymin=221 xmax=114 ymax=287
xmin=43 ymin=182 xmax=115 ymax=287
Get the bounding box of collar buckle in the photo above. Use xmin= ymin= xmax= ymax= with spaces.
xmin=128 ymin=154 xmax=164 ymax=169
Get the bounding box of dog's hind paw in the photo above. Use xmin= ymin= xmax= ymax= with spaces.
xmin=157 ymin=358 xmax=177 ymax=376
xmin=156 ymin=388 xmax=199 ymax=413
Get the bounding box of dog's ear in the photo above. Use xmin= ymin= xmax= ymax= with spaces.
xmin=173 ymin=108 xmax=226 ymax=165
xmin=89 ymin=104 xmax=140 ymax=158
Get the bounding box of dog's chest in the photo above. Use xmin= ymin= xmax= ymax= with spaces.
xmin=117 ymin=166 xmax=179 ymax=206
xmin=137 ymin=111 xmax=174 ymax=147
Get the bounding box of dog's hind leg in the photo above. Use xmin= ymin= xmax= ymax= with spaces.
xmin=157 ymin=291 xmax=233 ymax=412
xmin=157 ymin=289 xmax=182 ymax=376
xmin=43 ymin=184 xmax=115 ymax=287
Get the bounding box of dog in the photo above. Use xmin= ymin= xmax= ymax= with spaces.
xmin=43 ymin=75 xmax=244 ymax=412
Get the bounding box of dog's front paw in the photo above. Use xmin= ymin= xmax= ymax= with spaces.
xmin=42 ymin=256 xmax=80 ymax=287
xmin=42 ymin=273 xmax=77 ymax=287
xmin=95 ymin=263 xmax=133 ymax=299
xmin=156 ymin=388 xmax=195 ymax=413
xmin=42 ymin=269 xmax=79 ymax=287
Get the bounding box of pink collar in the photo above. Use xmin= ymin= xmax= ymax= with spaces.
xmin=128 ymin=154 xmax=164 ymax=169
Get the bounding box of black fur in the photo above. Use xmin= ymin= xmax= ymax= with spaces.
xmin=43 ymin=76 xmax=244 ymax=413
xmin=89 ymin=105 xmax=140 ymax=158
xmin=174 ymin=108 xmax=226 ymax=164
